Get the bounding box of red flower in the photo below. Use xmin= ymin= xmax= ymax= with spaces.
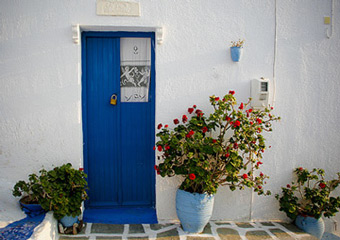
xmin=188 ymin=108 xmax=194 ymax=114
xmin=260 ymin=172 xmax=264 ymax=177
xmin=239 ymin=103 xmax=244 ymax=110
xmin=248 ymin=109 xmax=253 ymax=113
xmin=258 ymin=185 xmax=262 ymax=189
xmin=174 ymin=119 xmax=179 ymax=124
xmin=165 ymin=124 xmax=169 ymax=128
xmin=319 ymin=183 xmax=326 ymax=189
xmin=186 ymin=130 xmax=195 ymax=138
xmin=182 ymin=115 xmax=188 ymax=123
xmin=257 ymin=161 xmax=263 ymax=167
xmin=157 ymin=145 xmax=163 ymax=151
xmin=195 ymin=109 xmax=204 ymax=117
xmin=250 ymin=121 xmax=253 ymax=125
xmin=257 ymin=128 xmax=262 ymax=133
xmin=157 ymin=170 xmax=160 ymax=175
xmin=189 ymin=173 xmax=196 ymax=180
xmin=286 ymin=184 xmax=291 ymax=188
xmin=215 ymin=97 xmax=220 ymax=101
xmin=212 ymin=139 xmax=217 ymax=143
xmin=256 ymin=118 xmax=262 ymax=124
xmin=79 ymin=168 xmax=84 ymax=171
xmin=242 ymin=174 xmax=248 ymax=179
xmin=298 ymin=167 xmax=303 ymax=171
xmin=225 ymin=153 xmax=230 ymax=158
xmin=234 ymin=120 xmax=241 ymax=127
xmin=225 ymin=116 xmax=231 ymax=122
xmin=165 ymin=145 xmax=170 ymax=151
xmin=271 ymin=107 xmax=274 ymax=110
xmin=229 ymin=90 xmax=235 ymax=95
xmin=202 ymin=126 xmax=208 ymax=133
xmin=157 ymin=124 xmax=163 ymax=129
xmin=154 ymin=165 xmax=159 ymax=170
xmin=193 ymin=105 xmax=197 ymax=109
xmin=233 ymin=142 xmax=238 ymax=149
xmin=153 ymin=146 xmax=156 ymax=150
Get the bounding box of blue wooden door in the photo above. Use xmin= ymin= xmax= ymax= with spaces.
xmin=82 ymin=32 xmax=155 ymax=213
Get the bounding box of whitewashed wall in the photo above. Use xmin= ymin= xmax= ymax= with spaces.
xmin=1 ymin=0 xmax=340 ymax=231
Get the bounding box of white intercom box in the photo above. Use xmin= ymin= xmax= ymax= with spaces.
xmin=251 ymin=78 xmax=270 ymax=109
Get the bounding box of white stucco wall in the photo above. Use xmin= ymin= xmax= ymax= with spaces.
xmin=1 ymin=0 xmax=340 ymax=231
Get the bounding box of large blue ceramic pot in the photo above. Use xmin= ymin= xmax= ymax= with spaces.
xmin=295 ymin=215 xmax=325 ymax=239
xmin=230 ymin=47 xmax=243 ymax=62
xmin=176 ymin=189 xmax=214 ymax=233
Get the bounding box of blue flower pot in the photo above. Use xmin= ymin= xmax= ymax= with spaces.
xmin=230 ymin=47 xmax=243 ymax=62
xmin=176 ymin=189 xmax=214 ymax=233
xmin=60 ymin=215 xmax=79 ymax=227
xmin=295 ymin=215 xmax=325 ymax=239
xmin=19 ymin=198 xmax=46 ymax=217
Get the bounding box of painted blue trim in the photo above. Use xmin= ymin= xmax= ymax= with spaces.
xmin=81 ymin=33 xmax=89 ymax=196
xmin=0 ymin=214 xmax=46 ymax=239
xmin=150 ymin=34 xmax=156 ymax=207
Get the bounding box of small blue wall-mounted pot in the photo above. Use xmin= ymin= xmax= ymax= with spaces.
xmin=176 ymin=189 xmax=215 ymax=233
xmin=295 ymin=215 xmax=325 ymax=239
xmin=230 ymin=47 xmax=243 ymax=62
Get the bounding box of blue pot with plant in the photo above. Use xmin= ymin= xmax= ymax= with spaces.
xmin=276 ymin=167 xmax=340 ymax=239
xmin=230 ymin=39 xmax=244 ymax=62
xmin=155 ymin=91 xmax=280 ymax=233
xmin=13 ymin=174 xmax=46 ymax=217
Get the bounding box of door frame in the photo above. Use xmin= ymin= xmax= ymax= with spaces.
xmin=81 ymin=31 xmax=156 ymax=209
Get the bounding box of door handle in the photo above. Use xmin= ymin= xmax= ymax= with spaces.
xmin=110 ymin=94 xmax=117 ymax=105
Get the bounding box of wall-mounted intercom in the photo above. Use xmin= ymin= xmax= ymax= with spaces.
xmin=250 ymin=78 xmax=270 ymax=109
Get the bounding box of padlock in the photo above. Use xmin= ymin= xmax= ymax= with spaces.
xmin=110 ymin=94 xmax=117 ymax=105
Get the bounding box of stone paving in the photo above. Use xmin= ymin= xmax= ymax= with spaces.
xmin=58 ymin=221 xmax=322 ymax=240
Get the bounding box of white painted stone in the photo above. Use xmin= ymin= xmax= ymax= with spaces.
xmin=28 ymin=212 xmax=58 ymax=240
xmin=0 ymin=0 xmax=339 ymax=236
xmin=96 ymin=0 xmax=140 ymax=16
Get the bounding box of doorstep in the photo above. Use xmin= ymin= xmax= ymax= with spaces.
xmin=58 ymin=220 xmax=328 ymax=240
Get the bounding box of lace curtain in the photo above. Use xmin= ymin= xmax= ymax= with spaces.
xmin=120 ymin=38 xmax=151 ymax=102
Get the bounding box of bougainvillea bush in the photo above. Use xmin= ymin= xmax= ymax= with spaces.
xmin=275 ymin=167 xmax=340 ymax=220
xmin=154 ymin=91 xmax=280 ymax=195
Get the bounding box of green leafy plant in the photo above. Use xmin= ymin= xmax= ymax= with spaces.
xmin=231 ymin=39 xmax=245 ymax=48
xmin=12 ymin=173 xmax=44 ymax=204
xmin=38 ymin=163 xmax=88 ymax=220
xmin=275 ymin=167 xmax=340 ymax=220
xmin=154 ymin=91 xmax=280 ymax=195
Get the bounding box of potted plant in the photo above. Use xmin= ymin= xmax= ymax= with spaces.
xmin=275 ymin=167 xmax=340 ymax=239
xmin=155 ymin=91 xmax=280 ymax=233
xmin=12 ymin=172 xmax=46 ymax=217
xmin=38 ymin=163 xmax=88 ymax=228
xmin=230 ymin=39 xmax=244 ymax=62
